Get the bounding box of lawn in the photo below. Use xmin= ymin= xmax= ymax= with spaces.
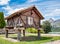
xmin=0 ymin=33 xmax=60 ymax=44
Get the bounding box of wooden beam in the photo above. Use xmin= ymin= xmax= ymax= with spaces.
xmin=19 ymin=15 xmax=26 ymax=27
xmin=38 ymin=30 xmax=40 ymax=38
xmin=5 ymin=30 xmax=8 ymax=38
xmin=23 ymin=30 xmax=25 ymax=37
xmin=33 ymin=8 xmax=44 ymax=19
xmin=17 ymin=29 xmax=21 ymax=41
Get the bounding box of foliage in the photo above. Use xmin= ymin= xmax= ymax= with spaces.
xmin=26 ymin=28 xmax=37 ymax=33
xmin=0 ymin=12 xmax=6 ymax=28
xmin=26 ymin=28 xmax=44 ymax=33
xmin=42 ymin=20 xmax=52 ymax=33
xmin=40 ymin=28 xmax=45 ymax=33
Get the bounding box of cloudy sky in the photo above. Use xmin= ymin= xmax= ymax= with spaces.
xmin=0 ymin=0 xmax=60 ymax=20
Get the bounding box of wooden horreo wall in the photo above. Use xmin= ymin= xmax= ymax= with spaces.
xmin=5 ymin=6 xmax=44 ymax=29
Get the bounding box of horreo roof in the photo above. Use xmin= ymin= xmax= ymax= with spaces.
xmin=5 ymin=6 xmax=44 ymax=20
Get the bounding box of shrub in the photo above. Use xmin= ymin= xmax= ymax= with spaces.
xmin=42 ymin=20 xmax=52 ymax=33
xmin=26 ymin=28 xmax=44 ymax=33
xmin=26 ymin=28 xmax=37 ymax=33
xmin=40 ymin=28 xmax=45 ymax=33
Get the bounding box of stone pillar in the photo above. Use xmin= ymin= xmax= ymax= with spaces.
xmin=23 ymin=30 xmax=25 ymax=37
xmin=5 ymin=30 xmax=8 ymax=38
xmin=38 ymin=30 xmax=40 ymax=38
xmin=17 ymin=29 xmax=21 ymax=41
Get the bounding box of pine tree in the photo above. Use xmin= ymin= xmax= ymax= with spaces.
xmin=0 ymin=12 xmax=6 ymax=28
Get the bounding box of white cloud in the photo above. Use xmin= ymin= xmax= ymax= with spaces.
xmin=28 ymin=0 xmax=37 ymax=2
xmin=0 ymin=0 xmax=10 ymax=5
xmin=3 ymin=5 xmax=24 ymax=15
xmin=28 ymin=0 xmax=41 ymax=2
xmin=45 ymin=9 xmax=60 ymax=17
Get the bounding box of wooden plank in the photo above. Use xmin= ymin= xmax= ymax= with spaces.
xmin=5 ymin=30 xmax=8 ymax=38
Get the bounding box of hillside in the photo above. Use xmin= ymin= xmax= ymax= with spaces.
xmin=49 ymin=19 xmax=60 ymax=32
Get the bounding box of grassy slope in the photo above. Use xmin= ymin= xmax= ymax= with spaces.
xmin=0 ymin=34 xmax=60 ymax=44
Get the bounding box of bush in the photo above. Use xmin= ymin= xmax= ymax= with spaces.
xmin=40 ymin=28 xmax=45 ymax=33
xmin=26 ymin=28 xmax=44 ymax=33
xmin=26 ymin=28 xmax=37 ymax=33
xmin=42 ymin=20 xmax=52 ymax=33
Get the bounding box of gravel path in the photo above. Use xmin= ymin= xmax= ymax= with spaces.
xmin=41 ymin=34 xmax=60 ymax=36
xmin=43 ymin=40 xmax=60 ymax=44
xmin=41 ymin=34 xmax=60 ymax=44
xmin=3 ymin=37 xmax=19 ymax=42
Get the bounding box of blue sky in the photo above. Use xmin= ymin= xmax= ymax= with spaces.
xmin=0 ymin=0 xmax=60 ymax=20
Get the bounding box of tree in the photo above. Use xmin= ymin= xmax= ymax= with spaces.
xmin=42 ymin=20 xmax=52 ymax=33
xmin=0 ymin=12 xmax=6 ymax=28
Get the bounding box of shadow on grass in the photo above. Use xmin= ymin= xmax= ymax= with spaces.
xmin=9 ymin=36 xmax=52 ymax=42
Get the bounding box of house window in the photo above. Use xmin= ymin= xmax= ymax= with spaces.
xmin=28 ymin=17 xmax=33 ymax=25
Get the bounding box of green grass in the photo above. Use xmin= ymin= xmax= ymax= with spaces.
xmin=0 ymin=34 xmax=60 ymax=44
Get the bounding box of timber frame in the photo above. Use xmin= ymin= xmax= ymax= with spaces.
xmin=5 ymin=5 xmax=44 ymax=41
